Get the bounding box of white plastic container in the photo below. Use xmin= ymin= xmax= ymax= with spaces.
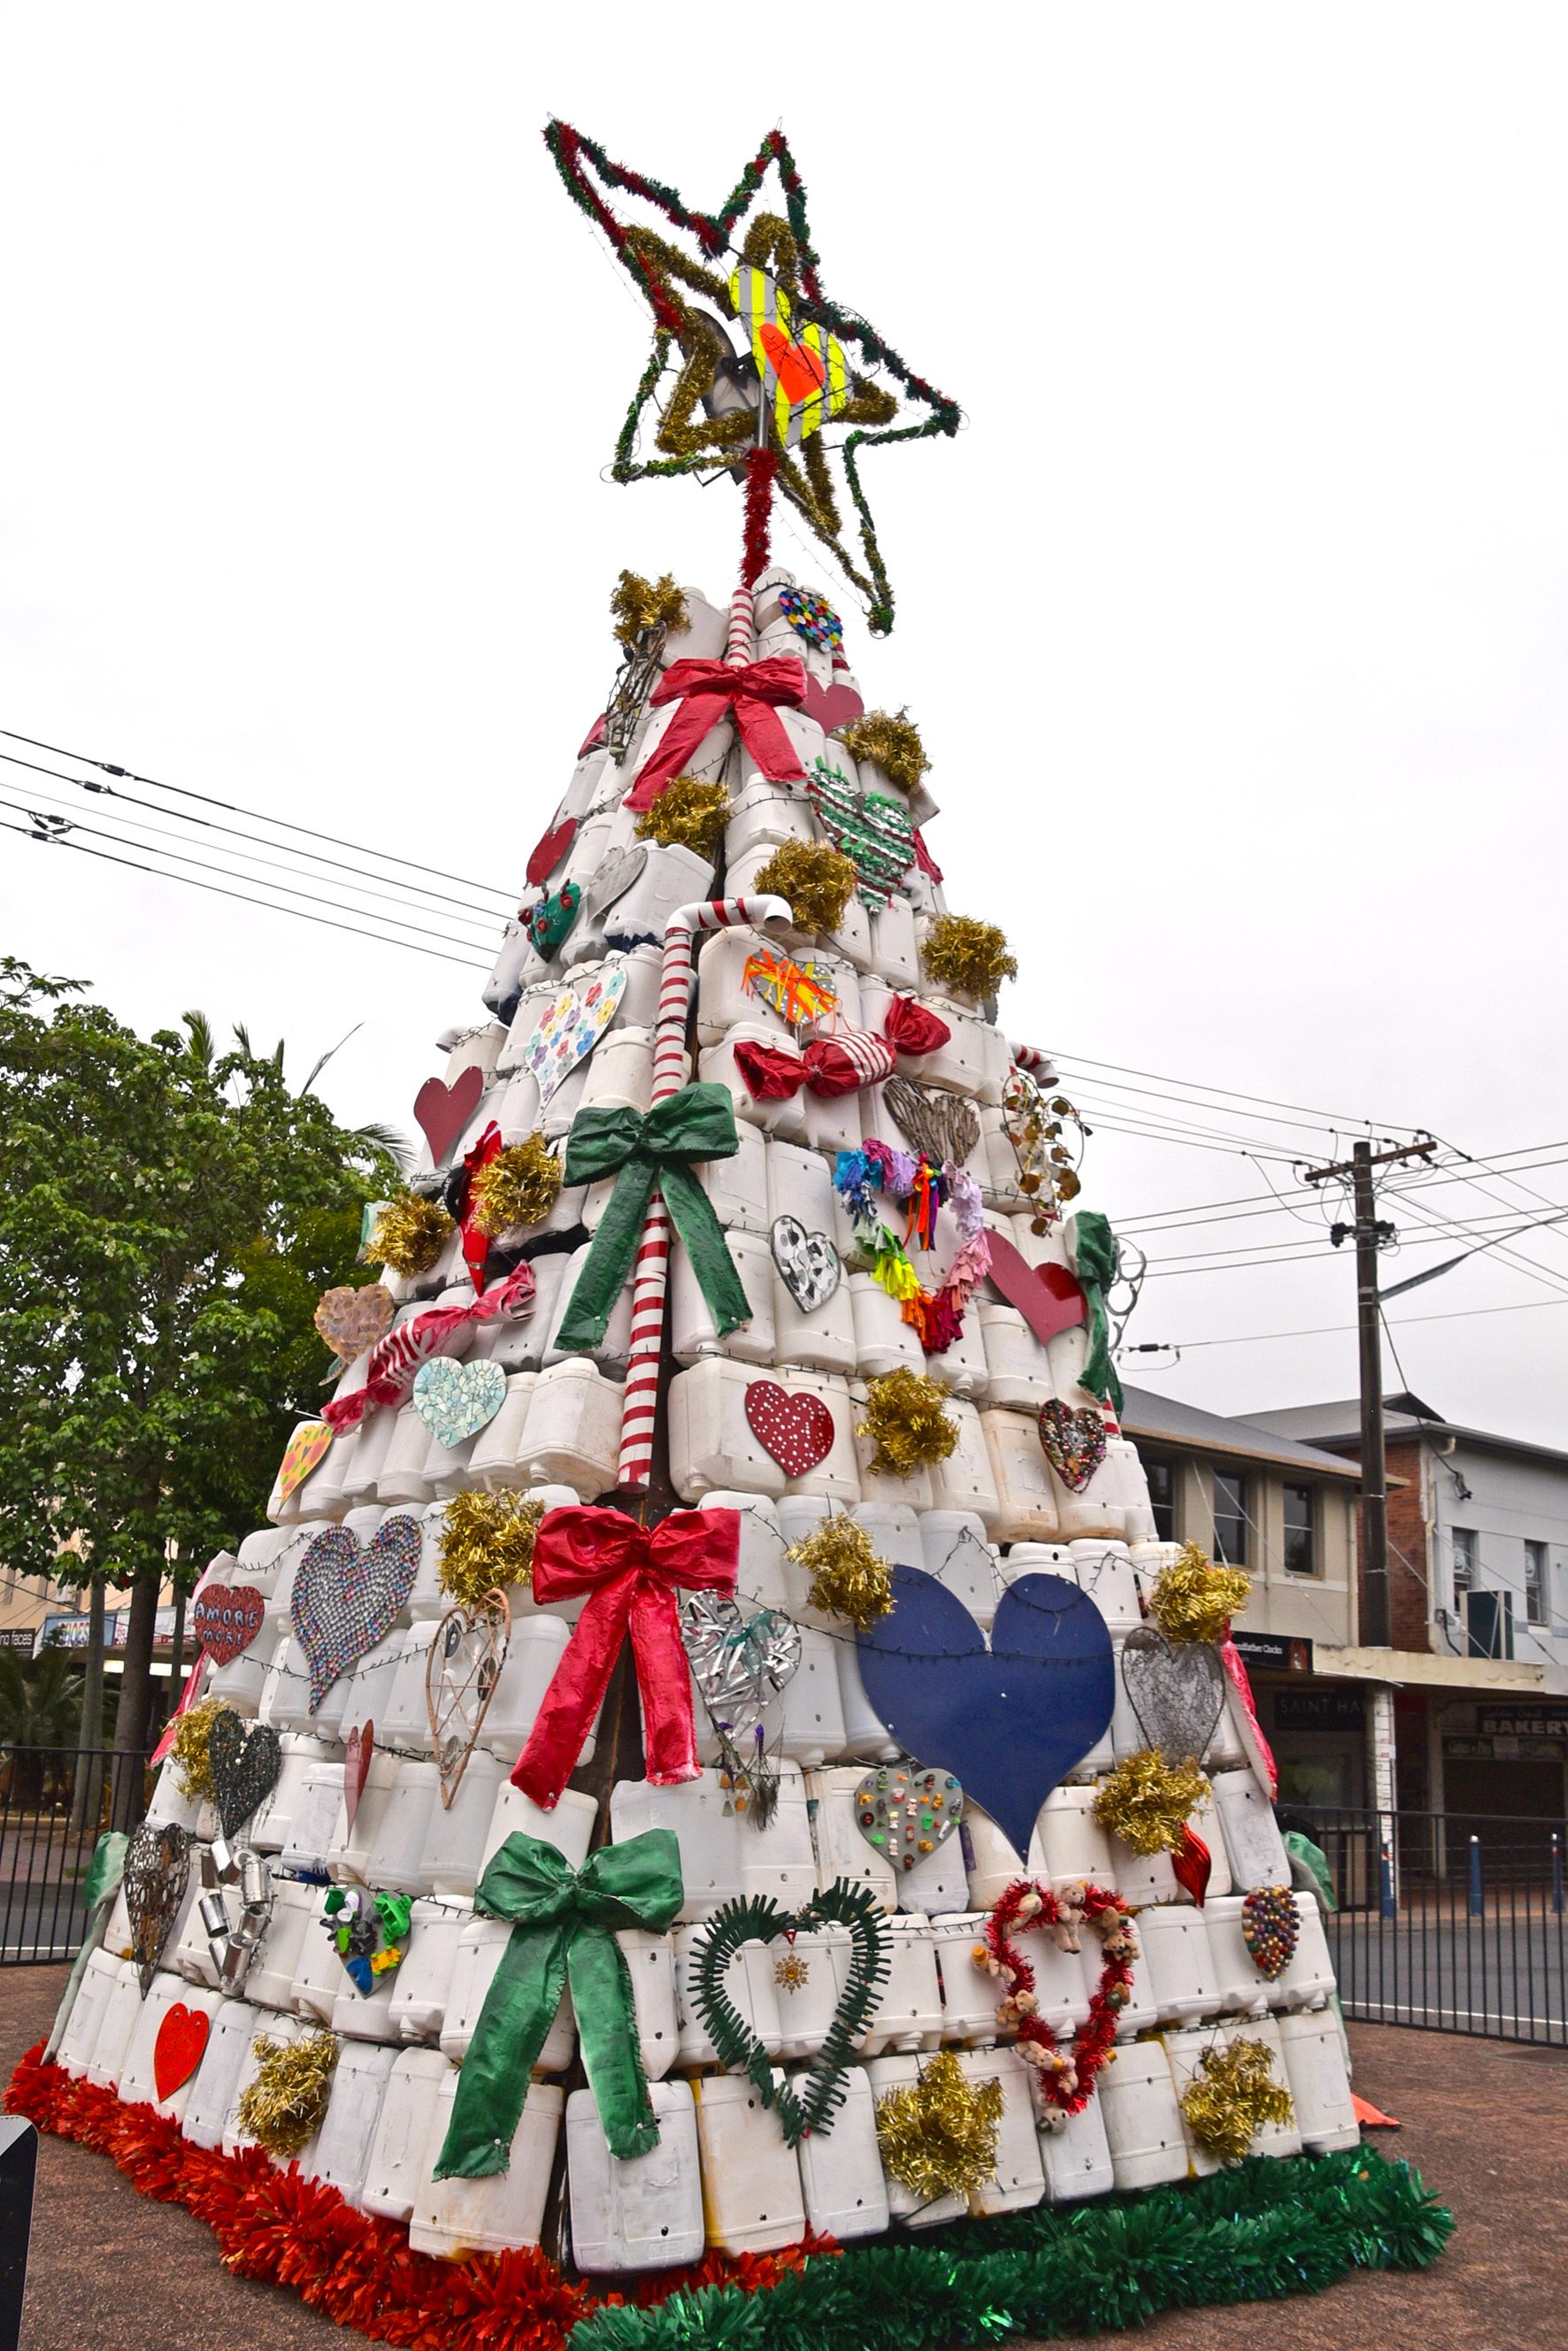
xmin=671 ymin=1225 xmax=778 ymax=1367
xmin=1211 ymin=1768 xmax=1292 ymax=1890
xmin=85 ymin=1958 xmax=146 ymax=2091
xmin=1202 ymin=1893 xmax=1276 ymax=2017
xmin=567 ymin=2077 xmax=705 ymax=2272
xmin=441 ymin=1914 xmax=575 ymax=2071
xmin=468 ymin=1371 xmax=543 ymax=1487
xmin=1009 ymin=1919 xmax=1093 ymax=2040
xmin=1036 ymin=2089 xmax=1116 ymax=2204
xmin=608 ymin=1775 xmax=742 ymax=1922
xmin=54 ymin=1948 xmax=122 ymax=2079
xmin=698 ymin=1025 xmax=808 ymax=1141
xmin=673 ymin=1920 xmax=783 ymax=2068
xmin=544 ymin=1241 xmax=635 ymax=1375
xmin=476 ymin=1612 xmax=578 ymax=1763
xmin=806 ymin=1767 xmax=897 ymax=1908
xmin=243 ymin=1876 xmax=318 ymax=2011
xmin=929 ymin=1914 xmax=1007 ymax=2042
xmin=690 ymin=2072 xmax=806 ymax=2254
xmin=920 ymin=1510 xmax=1000 ymax=1630
xmin=1032 ymin=1786 xmax=1117 ymax=1892
xmin=927 ymin=1396 xmax=1001 ymax=1526
xmin=668 ymin=1358 xmax=788 ymax=1501
xmin=981 ymin=1408 xmax=1065 ymax=1541
xmin=479 ymin=1781 xmax=596 ymax=1882
xmin=116 ymin=1976 xmax=222 ymax=2121
xmin=953 ymin=2046 xmax=1048 ymax=2215
xmin=311 ymin=2039 xmax=399 ymax=2205
xmin=409 ymin=2073 xmax=564 ymax=2256
xmin=181 ymin=1997 xmax=266 ymax=2150
xmin=519 ymin=1358 xmax=626 ymax=1498
xmin=360 ymin=2048 xmax=456 ymax=2221
xmin=222 ymin=2010 xmax=304 ymax=2159
xmin=792 ymin=2063 xmax=890 ymax=2241
xmin=1137 ymin=1904 xmax=1223 ymax=2026
xmin=864 ymin=2051 xmax=965 ymax=2225
xmin=1277 ymin=2007 xmax=1360 ymax=2151
xmin=417 ymin=1752 xmax=508 ymax=1899
xmin=863 ymin=1917 xmax=945 ymax=2055
xmin=700 ymin=1115 xmax=772 ymax=1239
xmin=1096 ymin=2036 xmax=1189 ymax=2192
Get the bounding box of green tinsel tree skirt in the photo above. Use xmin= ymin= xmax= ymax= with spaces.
xmin=573 ymin=2148 xmax=1452 ymax=2350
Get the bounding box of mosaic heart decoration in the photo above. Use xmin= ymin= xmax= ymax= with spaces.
xmin=313 ymin=1281 xmax=396 ymax=1364
xmin=744 ymin=1379 xmax=835 ymax=1478
xmin=526 ymin=813 xmax=577 ymax=889
xmin=414 ymin=1065 xmax=485 ymax=1164
xmin=806 ymin=752 xmax=915 ymax=910
xmin=801 ymin=676 xmax=865 ymax=735
xmin=153 ymin=2001 xmax=211 ymax=2101
xmin=412 ymin=1355 xmax=506 ymax=1447
xmin=343 ymin=1721 xmax=373 ymax=1832
xmin=778 ymin=585 xmax=843 ymax=654
xmin=521 ymin=965 xmax=626 ymax=1109
xmin=583 ymin=843 xmax=648 ymax=922
xmin=1037 ymin=1399 xmax=1107 ymax=1494
xmin=427 ymin=1592 xmax=511 ymax=1807
xmin=858 ymin=1570 xmax=1114 ymax=1863
xmin=883 ymin=1075 xmax=980 ymax=1169
xmin=207 ymin=1709 xmax=282 ymax=1842
xmin=124 ymin=1820 xmax=190 ymax=1997
xmin=1121 ymin=1626 xmax=1225 ymax=1764
xmin=291 ymin=1514 xmax=422 ymax=1711
xmin=1241 ymin=1886 xmax=1299 ymax=1980
xmin=527 ymin=880 xmax=582 ymax=960
xmin=276 ymin=1419 xmax=333 ymax=1503
xmin=854 ymin=1762 xmax=964 ymax=1874
xmin=771 ymin=1214 xmax=841 ymax=1314
xmin=190 ymin=1583 xmax=265 ymax=1669
xmin=321 ymin=1885 xmax=412 ymax=1996
xmin=985 ymin=1233 xmax=1089 ymax=1348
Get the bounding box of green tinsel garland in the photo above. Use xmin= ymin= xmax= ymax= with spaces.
xmin=567 ymin=2147 xmax=1453 ymax=2350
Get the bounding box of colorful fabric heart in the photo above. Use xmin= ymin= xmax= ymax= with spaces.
xmin=1120 ymin=1626 xmax=1225 ymax=1763
xmin=291 ymin=1514 xmax=423 ymax=1711
xmin=1037 ymin=1399 xmax=1108 ymax=1493
xmin=520 ymin=965 xmax=626 ymax=1109
xmin=206 ymin=1709 xmax=282 ymax=1842
xmin=771 ymin=1215 xmax=841 ymax=1314
xmin=744 ymin=1380 xmax=835 ymax=1477
xmin=412 ymin=1356 xmax=507 ymax=1447
xmin=729 ymin=266 xmax=848 ymax=449
xmin=190 ymin=1584 xmax=265 ymax=1669
xmin=984 ymin=1233 xmax=1089 ymax=1348
xmin=343 ymin=1721 xmax=373 ymax=1833
xmin=313 ymin=1281 xmax=396 ymax=1363
xmin=413 ymin=1065 xmax=485 ymax=1164
xmin=1241 ymin=1886 xmax=1299 ymax=1980
xmin=582 ymin=844 xmax=648 ymax=921
xmin=854 ymin=1762 xmax=963 ymax=1873
xmin=527 ymin=880 xmax=583 ymax=960
xmin=153 ymin=2001 xmax=211 ymax=2101
xmin=276 ymin=1419 xmax=333 ymax=1503
xmin=806 ymin=752 xmax=914 ymax=910
xmin=124 ymin=1820 xmax=190 ymax=1997
xmin=778 ymin=586 xmax=843 ymax=654
xmin=526 ymin=813 xmax=577 ymax=888
xmin=321 ymin=1885 xmax=413 ymax=1996
xmin=427 ymin=1592 xmax=511 ymax=1807
xmin=857 ymin=1569 xmax=1115 ymax=1858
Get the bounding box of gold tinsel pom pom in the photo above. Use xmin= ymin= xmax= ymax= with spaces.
xmin=365 ymin=1191 xmax=454 ymax=1277
xmin=634 ymin=775 xmax=731 ymax=859
xmin=236 ymin=2030 xmax=340 ymax=2157
xmin=1148 ymin=1541 xmax=1252 ymax=1645
xmin=611 ymin=569 xmax=688 ymax=647
xmin=438 ymin=1490 xmax=543 ymax=1607
xmin=874 ymin=2048 xmax=1003 ymax=2202
xmin=1179 ymin=2038 xmax=1295 ymax=2163
xmin=753 ymin=840 xmax=857 ymax=935
xmin=857 ymin=1370 xmax=958 ymax=1479
xmin=839 ymin=709 xmax=930 ymax=795
xmin=787 ymin=1517 xmax=894 ymax=1629
xmin=1093 ymin=1749 xmax=1212 ymax=1855
xmin=170 ymin=1695 xmax=227 ymax=1802
xmin=921 ymin=914 xmax=1018 ymax=1002
xmin=470 ymin=1134 xmax=563 ymax=1238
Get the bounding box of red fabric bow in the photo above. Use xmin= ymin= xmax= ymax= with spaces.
xmin=881 ymin=994 xmax=951 ymax=1056
xmin=511 ymin=1505 xmax=741 ymax=1807
xmin=457 ymin=1121 xmax=504 ymax=1291
xmin=625 ymin=657 xmax=808 ymax=813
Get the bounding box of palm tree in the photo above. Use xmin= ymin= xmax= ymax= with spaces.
xmin=0 ymin=1647 xmax=103 ymax=1808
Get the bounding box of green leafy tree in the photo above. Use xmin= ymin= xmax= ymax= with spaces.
xmin=0 ymin=959 xmax=400 ymax=1809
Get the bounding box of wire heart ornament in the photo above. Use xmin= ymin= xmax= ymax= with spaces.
xmin=680 ymin=1591 xmax=802 ymax=1742
xmin=427 ymin=1589 xmax=511 ymax=1808
xmin=883 ymin=1076 xmax=980 ymax=1170
xmin=124 ymin=1820 xmax=190 ymax=1997
xmin=853 ymin=1762 xmax=964 ymax=1874
xmin=1036 ymin=1399 xmax=1107 ymax=1494
xmin=206 ymin=1709 xmax=283 ymax=1843
xmin=1120 ymin=1627 xmax=1225 ymax=1765
xmin=770 ymin=1214 xmax=841 ymax=1314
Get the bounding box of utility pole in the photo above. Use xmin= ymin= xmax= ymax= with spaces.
xmin=1303 ymin=1135 xmax=1437 ymax=1646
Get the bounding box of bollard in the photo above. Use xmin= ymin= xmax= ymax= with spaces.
xmin=1468 ymin=1833 xmax=1483 ymax=1918
xmin=1379 ymin=1840 xmax=1396 ymax=1922
xmin=1552 ymin=1832 xmax=1564 ymax=1920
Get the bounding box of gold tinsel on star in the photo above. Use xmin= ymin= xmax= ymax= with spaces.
xmin=839 ymin=710 xmax=930 ymax=794
xmin=921 ymin=914 xmax=1018 ymax=1002
xmin=753 ymin=840 xmax=858 ymax=935
xmin=611 ymin=570 xmax=688 ymax=647
xmin=787 ymin=1517 xmax=894 ymax=1629
xmin=438 ymin=1491 xmax=544 ymax=1608
xmin=469 ymin=1134 xmax=563 ymax=1238
xmin=1179 ymin=2038 xmax=1295 ymax=2163
xmin=236 ymin=2030 xmax=340 ymax=2158
xmin=1148 ymin=1542 xmax=1252 ymax=1645
xmin=634 ymin=775 xmax=731 ymax=860
xmin=857 ymin=1369 xmax=957 ymax=1479
xmin=170 ymin=1695 xmax=227 ymax=1802
xmin=365 ymin=1191 xmax=454 ymax=1277
xmin=874 ymin=2049 xmax=1003 ymax=2203
xmin=1093 ymin=1749 xmax=1212 ymax=1855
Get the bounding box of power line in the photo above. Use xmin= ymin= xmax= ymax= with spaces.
xmin=1126 ymin=1293 xmax=1568 ymax=1353
xmin=1048 ymin=1048 xmax=1417 ymax=1138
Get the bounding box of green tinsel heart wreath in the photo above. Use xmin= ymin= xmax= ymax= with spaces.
xmin=687 ymin=1878 xmax=888 ymax=2145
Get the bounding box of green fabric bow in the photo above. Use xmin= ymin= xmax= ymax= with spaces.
xmin=555 ymin=1082 xmax=752 ymax=1351
xmin=1070 ymin=1210 xmax=1124 ymax=1417
xmin=433 ymin=1827 xmax=685 ymax=2179
xmin=44 ymin=1830 xmax=128 ymax=2064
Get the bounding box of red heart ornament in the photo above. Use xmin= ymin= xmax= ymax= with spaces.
xmin=413 ymin=1065 xmax=484 ymax=1164
xmin=343 ymin=1721 xmax=374 ymax=1832
xmin=757 ymin=319 xmax=829 ymax=403
xmin=801 ymin=676 xmax=866 ymax=734
xmin=745 ymin=1380 xmax=835 ymax=1478
xmin=526 ymin=815 xmax=577 ymax=889
xmin=986 ymin=1233 xmax=1089 ymax=1348
xmin=190 ymin=1584 xmax=266 ymax=1668
xmin=154 ymin=2001 xmax=211 ymax=2101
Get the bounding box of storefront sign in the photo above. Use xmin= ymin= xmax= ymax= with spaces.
xmin=1478 ymin=1706 xmax=1568 ymax=1740
xmin=1275 ymin=1687 xmax=1365 ymax=1733
xmin=1230 ymin=1631 xmax=1313 ymax=1674
xmin=1446 ymin=1733 xmax=1564 ymax=1761
xmin=0 ymin=1627 xmax=35 ymax=1650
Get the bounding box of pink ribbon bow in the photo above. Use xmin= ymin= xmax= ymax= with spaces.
xmin=321 ymin=1264 xmax=534 ymax=1432
xmin=511 ymin=1506 xmax=741 ymax=1808
xmin=625 ymin=656 xmax=808 ymax=813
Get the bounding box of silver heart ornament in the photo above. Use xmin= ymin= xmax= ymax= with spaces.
xmin=771 ymin=1214 xmax=841 ymax=1314
xmin=1120 ymin=1626 xmax=1225 ymax=1763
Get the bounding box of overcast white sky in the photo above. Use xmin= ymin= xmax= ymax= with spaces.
xmin=3 ymin=7 xmax=1566 ymax=1443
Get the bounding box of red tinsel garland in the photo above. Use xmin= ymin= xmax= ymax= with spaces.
xmin=4 ymin=2042 xmax=838 ymax=2347
xmin=980 ymin=1880 xmax=1138 ymax=2115
xmin=742 ymin=446 xmax=780 ymax=589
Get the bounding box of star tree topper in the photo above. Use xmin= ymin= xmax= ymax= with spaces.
xmin=545 ymin=119 xmax=961 ymax=635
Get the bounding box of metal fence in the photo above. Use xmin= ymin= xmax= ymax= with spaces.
xmin=1286 ymin=1803 xmax=1567 ymax=2045
xmin=0 ymin=1748 xmax=150 ymax=1964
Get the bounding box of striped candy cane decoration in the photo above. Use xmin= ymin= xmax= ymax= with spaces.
xmin=1009 ymin=1042 xmax=1059 ymax=1084
xmin=615 ymin=891 xmax=791 ymax=1491
xmin=725 ymin=585 xmax=755 ymax=667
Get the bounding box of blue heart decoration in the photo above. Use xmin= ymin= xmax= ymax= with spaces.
xmin=857 ymin=1570 xmax=1114 ymax=1860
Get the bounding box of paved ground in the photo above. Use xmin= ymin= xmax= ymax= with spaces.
xmin=5 ymin=1965 xmax=1565 ymax=2351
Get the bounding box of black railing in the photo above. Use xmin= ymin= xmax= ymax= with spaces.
xmin=0 ymin=1747 xmax=150 ymax=1965
xmin=1285 ymin=1802 xmax=1567 ymax=2045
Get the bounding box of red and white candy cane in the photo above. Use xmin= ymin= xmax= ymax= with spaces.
xmin=1009 ymin=1042 xmax=1059 ymax=1084
xmin=616 ymin=891 xmax=790 ymax=1490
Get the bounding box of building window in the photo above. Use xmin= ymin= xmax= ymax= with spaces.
xmin=1524 ymin=1540 xmax=1549 ymax=1626
xmin=1212 ymin=1471 xmax=1249 ymax=1567
xmin=1282 ymin=1483 xmax=1317 ymax=1576
xmin=1451 ymin=1526 xmax=1477 ymax=1609
xmin=1144 ymin=1458 xmax=1177 ymax=1542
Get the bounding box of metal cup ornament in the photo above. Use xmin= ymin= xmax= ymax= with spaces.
xmin=198 ymin=1839 xmax=274 ymax=1990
